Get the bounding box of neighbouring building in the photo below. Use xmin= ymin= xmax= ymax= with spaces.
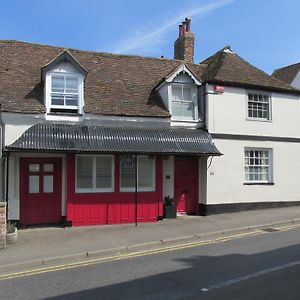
xmin=0 ymin=18 xmax=299 ymax=227
xmin=273 ymin=63 xmax=300 ymax=89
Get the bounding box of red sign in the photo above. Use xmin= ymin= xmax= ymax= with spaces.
xmin=214 ymin=85 xmax=225 ymax=93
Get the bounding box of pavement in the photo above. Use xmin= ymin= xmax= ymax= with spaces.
xmin=1 ymin=206 xmax=300 ymax=274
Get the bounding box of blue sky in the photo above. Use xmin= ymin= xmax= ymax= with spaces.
xmin=1 ymin=0 xmax=299 ymax=74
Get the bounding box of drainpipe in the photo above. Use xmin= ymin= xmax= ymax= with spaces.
xmin=5 ymin=152 xmax=9 ymax=222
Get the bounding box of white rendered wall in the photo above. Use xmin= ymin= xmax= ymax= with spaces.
xmin=7 ymin=153 xmax=66 ymax=220
xmin=206 ymin=139 xmax=300 ymax=205
xmin=206 ymin=84 xmax=300 ymax=137
xmin=163 ymin=156 xmax=174 ymax=201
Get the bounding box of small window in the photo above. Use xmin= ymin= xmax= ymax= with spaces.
xmin=171 ymin=85 xmax=195 ymax=120
xmin=247 ymin=92 xmax=271 ymax=120
xmin=76 ymin=155 xmax=114 ymax=192
xmin=51 ymin=74 xmax=79 ymax=110
xmin=120 ymin=155 xmax=155 ymax=192
xmin=244 ymin=149 xmax=272 ymax=183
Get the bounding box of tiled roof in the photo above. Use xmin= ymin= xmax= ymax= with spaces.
xmin=6 ymin=122 xmax=221 ymax=156
xmin=201 ymin=47 xmax=300 ymax=93
xmin=0 ymin=41 xmax=298 ymax=116
xmin=272 ymin=63 xmax=300 ymax=85
xmin=0 ymin=40 xmax=206 ymax=116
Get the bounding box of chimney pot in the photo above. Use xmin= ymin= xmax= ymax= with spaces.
xmin=179 ymin=24 xmax=183 ymax=37
xmin=185 ymin=18 xmax=191 ymax=32
xmin=182 ymin=21 xmax=186 ymax=35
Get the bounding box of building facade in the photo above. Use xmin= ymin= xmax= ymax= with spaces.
xmin=1 ymin=19 xmax=299 ymax=226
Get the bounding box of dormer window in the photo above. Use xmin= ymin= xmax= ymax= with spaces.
xmin=42 ymin=51 xmax=87 ymax=116
xmin=156 ymin=64 xmax=201 ymax=124
xmin=51 ymin=74 xmax=79 ymax=110
xmin=171 ymin=85 xmax=194 ymax=119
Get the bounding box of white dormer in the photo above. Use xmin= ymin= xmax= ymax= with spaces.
xmin=157 ymin=64 xmax=201 ymax=124
xmin=42 ymin=51 xmax=87 ymax=117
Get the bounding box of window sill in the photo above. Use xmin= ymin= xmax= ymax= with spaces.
xmin=243 ymin=182 xmax=274 ymax=186
xmin=246 ymin=118 xmax=272 ymax=123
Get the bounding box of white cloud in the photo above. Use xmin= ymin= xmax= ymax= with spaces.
xmin=113 ymin=0 xmax=235 ymax=54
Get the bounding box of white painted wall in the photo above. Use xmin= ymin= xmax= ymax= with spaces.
xmin=7 ymin=153 xmax=66 ymax=220
xmin=291 ymin=70 xmax=300 ymax=89
xmin=206 ymin=84 xmax=300 ymax=138
xmin=162 ymin=156 xmax=174 ymax=201
xmin=206 ymin=139 xmax=300 ymax=205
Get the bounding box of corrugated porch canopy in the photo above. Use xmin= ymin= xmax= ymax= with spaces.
xmin=6 ymin=122 xmax=221 ymax=156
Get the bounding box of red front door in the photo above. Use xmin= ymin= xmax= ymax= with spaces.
xmin=174 ymin=157 xmax=198 ymax=214
xmin=20 ymin=157 xmax=62 ymax=225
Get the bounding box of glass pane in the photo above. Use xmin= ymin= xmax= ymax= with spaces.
xmin=44 ymin=175 xmax=53 ymax=193
xmin=182 ymin=102 xmax=194 ymax=119
xmin=182 ymin=87 xmax=191 ymax=101
xmin=138 ymin=156 xmax=155 ymax=190
xmin=120 ymin=155 xmax=135 ymax=189
xmin=43 ymin=164 xmax=53 ymax=172
xmin=66 ymin=77 xmax=78 ymax=93
xmin=172 ymin=86 xmax=182 ymax=101
xmin=172 ymin=101 xmax=182 ymax=117
xmin=52 ymin=76 xmax=64 ymax=93
xmin=51 ymin=94 xmax=64 ymax=106
xmin=29 ymin=164 xmax=40 ymax=172
xmin=96 ymin=156 xmax=112 ymax=189
xmin=29 ymin=175 xmax=39 ymax=193
xmin=65 ymin=94 xmax=78 ymax=106
xmin=77 ymin=156 xmax=93 ymax=189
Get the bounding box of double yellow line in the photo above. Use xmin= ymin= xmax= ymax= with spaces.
xmin=0 ymin=223 xmax=299 ymax=281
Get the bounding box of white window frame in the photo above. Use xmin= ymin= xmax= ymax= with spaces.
xmin=76 ymin=155 xmax=114 ymax=193
xmin=246 ymin=91 xmax=272 ymax=121
xmin=244 ymin=148 xmax=273 ymax=183
xmin=45 ymin=68 xmax=84 ymax=115
xmin=50 ymin=74 xmax=80 ymax=110
xmin=120 ymin=155 xmax=156 ymax=192
xmin=170 ymin=83 xmax=198 ymax=121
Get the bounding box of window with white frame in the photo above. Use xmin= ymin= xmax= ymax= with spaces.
xmin=171 ymin=85 xmax=195 ymax=120
xmin=76 ymin=155 xmax=114 ymax=192
xmin=51 ymin=74 xmax=80 ymax=110
xmin=247 ymin=92 xmax=271 ymax=120
xmin=120 ymin=155 xmax=155 ymax=192
xmin=244 ymin=149 xmax=272 ymax=183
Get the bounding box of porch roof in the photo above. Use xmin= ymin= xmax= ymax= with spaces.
xmin=6 ymin=122 xmax=221 ymax=156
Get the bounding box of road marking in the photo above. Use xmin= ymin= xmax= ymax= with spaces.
xmin=0 ymin=223 xmax=299 ymax=281
xmin=201 ymin=259 xmax=300 ymax=292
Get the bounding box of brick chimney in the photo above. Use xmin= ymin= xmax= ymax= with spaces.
xmin=174 ymin=18 xmax=194 ymax=63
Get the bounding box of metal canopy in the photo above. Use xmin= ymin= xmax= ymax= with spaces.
xmin=6 ymin=122 xmax=221 ymax=156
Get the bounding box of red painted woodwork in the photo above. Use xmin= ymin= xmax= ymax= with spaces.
xmin=66 ymin=154 xmax=163 ymax=226
xmin=174 ymin=157 xmax=198 ymax=214
xmin=20 ymin=157 xmax=62 ymax=225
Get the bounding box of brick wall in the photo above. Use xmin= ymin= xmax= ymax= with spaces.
xmin=174 ymin=32 xmax=195 ymax=63
xmin=0 ymin=202 xmax=6 ymax=249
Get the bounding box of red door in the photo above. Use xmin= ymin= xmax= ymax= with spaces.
xmin=174 ymin=157 xmax=198 ymax=214
xmin=20 ymin=157 xmax=62 ymax=225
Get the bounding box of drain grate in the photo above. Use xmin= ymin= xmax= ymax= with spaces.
xmin=261 ymin=227 xmax=280 ymax=233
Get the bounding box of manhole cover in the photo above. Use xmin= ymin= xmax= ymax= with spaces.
xmin=261 ymin=227 xmax=280 ymax=232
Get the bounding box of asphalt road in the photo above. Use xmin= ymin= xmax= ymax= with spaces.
xmin=1 ymin=227 xmax=300 ymax=300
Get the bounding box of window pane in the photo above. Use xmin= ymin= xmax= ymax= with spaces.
xmin=44 ymin=164 xmax=53 ymax=172
xmin=96 ymin=156 xmax=112 ymax=189
xmin=138 ymin=156 xmax=155 ymax=190
xmin=172 ymin=86 xmax=182 ymax=101
xmin=52 ymin=76 xmax=64 ymax=93
xmin=29 ymin=175 xmax=39 ymax=193
xmin=120 ymin=155 xmax=135 ymax=189
xmin=66 ymin=77 xmax=78 ymax=93
xmin=182 ymin=87 xmax=191 ymax=101
xmin=248 ymin=92 xmax=270 ymax=120
xmin=182 ymin=102 xmax=194 ymax=119
xmin=51 ymin=94 xmax=64 ymax=106
xmin=77 ymin=156 xmax=93 ymax=189
xmin=44 ymin=175 xmax=53 ymax=193
xmin=29 ymin=164 xmax=40 ymax=172
xmin=172 ymin=101 xmax=182 ymax=117
xmin=65 ymin=94 xmax=78 ymax=106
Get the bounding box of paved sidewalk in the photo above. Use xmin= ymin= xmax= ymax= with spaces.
xmin=1 ymin=206 xmax=300 ymax=273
